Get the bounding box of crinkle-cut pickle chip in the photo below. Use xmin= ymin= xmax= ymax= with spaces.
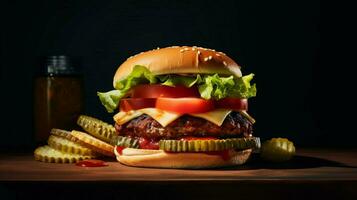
xmin=261 ymin=138 xmax=295 ymax=162
xmin=70 ymin=130 xmax=115 ymax=157
xmin=47 ymin=135 xmax=96 ymax=156
xmin=159 ymin=137 xmax=260 ymax=152
xmin=77 ymin=115 xmax=115 ymax=143
xmin=34 ymin=145 xmax=94 ymax=163
xmin=110 ymin=135 xmax=139 ymax=148
xmin=50 ymin=128 xmax=76 ymax=141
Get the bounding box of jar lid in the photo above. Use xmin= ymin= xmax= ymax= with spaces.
xmin=36 ymin=55 xmax=82 ymax=76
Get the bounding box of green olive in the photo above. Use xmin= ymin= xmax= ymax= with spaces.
xmin=261 ymin=138 xmax=295 ymax=162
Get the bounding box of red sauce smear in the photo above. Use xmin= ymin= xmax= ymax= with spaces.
xmin=76 ymin=159 xmax=108 ymax=167
xmin=139 ymin=137 xmax=159 ymax=149
xmin=115 ymin=146 xmax=126 ymax=155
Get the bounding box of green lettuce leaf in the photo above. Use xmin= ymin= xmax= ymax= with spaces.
xmin=198 ymin=74 xmax=235 ymax=100
xmin=97 ymin=90 xmax=123 ymax=113
xmin=114 ymin=65 xmax=157 ymax=90
xmin=158 ymin=75 xmax=202 ymax=87
xmin=98 ymin=65 xmax=256 ymax=113
xmin=98 ymin=65 xmax=157 ymax=113
xmin=198 ymin=73 xmax=256 ymax=100
xmin=229 ymin=73 xmax=257 ymax=98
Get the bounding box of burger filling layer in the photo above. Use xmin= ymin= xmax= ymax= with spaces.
xmin=115 ymin=112 xmax=252 ymax=149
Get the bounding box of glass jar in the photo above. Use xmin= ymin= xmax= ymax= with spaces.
xmin=33 ymin=56 xmax=84 ymax=145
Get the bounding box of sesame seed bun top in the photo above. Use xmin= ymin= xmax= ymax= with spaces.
xmin=113 ymin=46 xmax=242 ymax=87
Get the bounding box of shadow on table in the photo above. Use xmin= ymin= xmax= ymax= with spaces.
xmin=219 ymin=154 xmax=357 ymax=170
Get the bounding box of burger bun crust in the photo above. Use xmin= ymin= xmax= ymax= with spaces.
xmin=114 ymin=147 xmax=252 ymax=169
xmin=113 ymin=46 xmax=242 ymax=87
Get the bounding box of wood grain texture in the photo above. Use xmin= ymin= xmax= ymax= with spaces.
xmin=1 ymin=149 xmax=357 ymax=182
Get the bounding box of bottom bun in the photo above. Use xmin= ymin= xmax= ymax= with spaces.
xmin=114 ymin=148 xmax=252 ymax=169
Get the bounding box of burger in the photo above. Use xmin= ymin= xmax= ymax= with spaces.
xmin=98 ymin=46 xmax=258 ymax=168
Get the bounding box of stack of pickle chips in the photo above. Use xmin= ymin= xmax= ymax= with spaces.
xmin=34 ymin=115 xmax=117 ymax=163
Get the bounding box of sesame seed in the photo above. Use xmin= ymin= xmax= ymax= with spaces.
xmin=216 ymin=53 xmax=221 ymax=57
xmin=204 ymin=57 xmax=209 ymax=62
xmin=208 ymin=55 xmax=212 ymax=60
xmin=223 ymin=61 xmax=227 ymax=66
xmin=184 ymin=47 xmax=189 ymax=51
xmin=180 ymin=49 xmax=184 ymax=53
xmin=157 ymin=47 xmax=160 ymax=49
xmin=197 ymin=50 xmax=201 ymax=55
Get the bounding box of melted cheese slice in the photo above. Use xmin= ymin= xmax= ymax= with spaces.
xmin=190 ymin=109 xmax=232 ymax=126
xmin=113 ymin=110 xmax=143 ymax=125
xmin=113 ymin=108 xmax=232 ymax=127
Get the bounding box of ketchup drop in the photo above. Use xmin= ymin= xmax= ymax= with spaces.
xmin=76 ymin=159 xmax=108 ymax=167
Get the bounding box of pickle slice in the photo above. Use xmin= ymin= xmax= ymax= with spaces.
xmin=70 ymin=130 xmax=115 ymax=157
xmin=34 ymin=145 xmax=93 ymax=163
xmin=50 ymin=128 xmax=77 ymax=141
xmin=159 ymin=137 xmax=260 ymax=152
xmin=261 ymin=138 xmax=295 ymax=162
xmin=77 ymin=115 xmax=116 ymax=143
xmin=48 ymin=135 xmax=97 ymax=156
xmin=110 ymin=135 xmax=139 ymax=148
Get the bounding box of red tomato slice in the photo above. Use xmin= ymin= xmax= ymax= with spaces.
xmin=119 ymin=98 xmax=156 ymax=112
xmin=119 ymin=97 xmax=247 ymax=112
xmin=215 ymin=98 xmax=248 ymax=111
xmin=130 ymin=84 xmax=199 ymax=98
xmin=156 ymin=97 xmax=214 ymax=114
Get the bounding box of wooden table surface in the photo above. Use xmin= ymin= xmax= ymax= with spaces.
xmin=1 ymin=149 xmax=357 ymax=182
xmin=1 ymin=149 xmax=357 ymax=199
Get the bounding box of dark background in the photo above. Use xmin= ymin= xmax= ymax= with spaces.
xmin=1 ymin=0 xmax=353 ymax=151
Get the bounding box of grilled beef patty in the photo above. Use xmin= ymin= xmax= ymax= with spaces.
xmin=115 ymin=112 xmax=252 ymax=140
